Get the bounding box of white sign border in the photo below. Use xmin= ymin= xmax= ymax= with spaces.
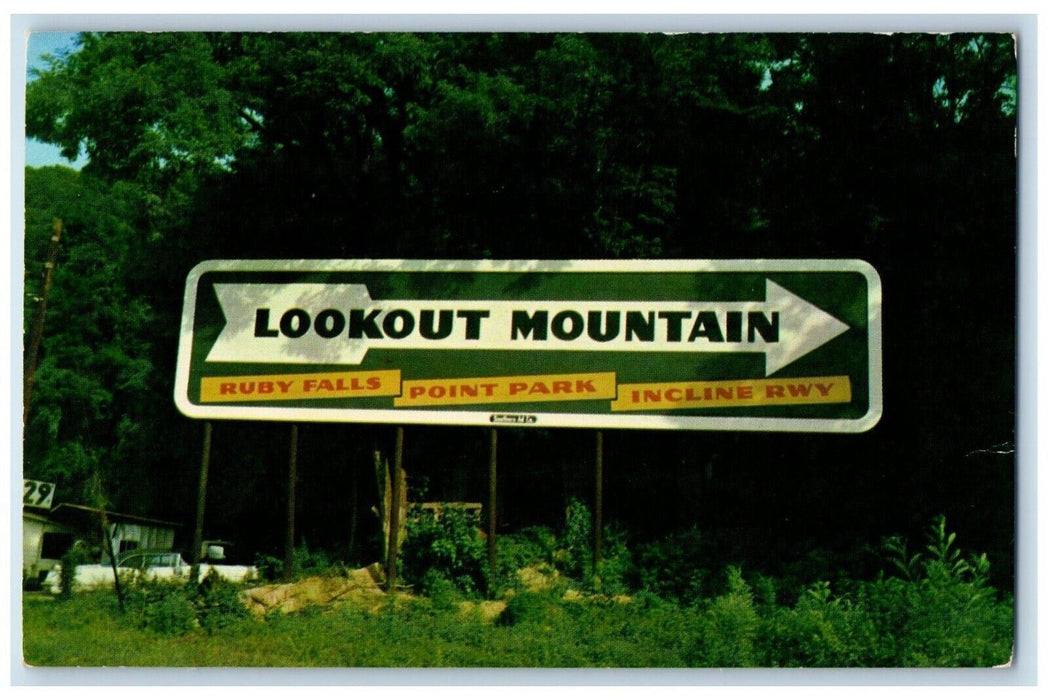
xmin=174 ymin=258 xmax=883 ymax=433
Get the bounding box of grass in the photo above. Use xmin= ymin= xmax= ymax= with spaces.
xmin=22 ymin=516 xmax=1014 ymax=668
xmin=23 ymin=590 xmax=685 ymax=667
xmin=23 ymin=575 xmax=1013 ymax=668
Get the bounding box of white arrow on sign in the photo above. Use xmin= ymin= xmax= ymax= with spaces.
xmin=206 ymin=279 xmax=849 ymax=376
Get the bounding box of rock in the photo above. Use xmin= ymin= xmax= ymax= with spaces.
xmin=242 ymin=565 xmax=386 ymax=616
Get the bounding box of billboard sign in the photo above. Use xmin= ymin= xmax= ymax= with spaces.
xmin=175 ymin=259 xmax=881 ymax=432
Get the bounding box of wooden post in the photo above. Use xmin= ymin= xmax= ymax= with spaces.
xmin=348 ymin=453 xmax=359 ymax=564
xmin=594 ymin=430 xmax=604 ymax=574
xmin=24 ymin=218 xmax=62 ymax=427
xmin=488 ymin=428 xmax=498 ymax=578
xmin=284 ymin=424 xmax=298 ymax=581
xmin=385 ymin=426 xmax=404 ymax=592
xmin=89 ymin=472 xmax=124 ymax=612
xmin=98 ymin=511 xmax=125 ymax=613
xmin=189 ymin=421 xmax=212 ymax=583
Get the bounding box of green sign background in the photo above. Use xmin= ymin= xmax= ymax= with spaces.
xmin=175 ymin=260 xmax=881 ymax=432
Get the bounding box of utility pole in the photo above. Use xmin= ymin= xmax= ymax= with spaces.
xmin=24 ymin=218 xmax=63 ymax=426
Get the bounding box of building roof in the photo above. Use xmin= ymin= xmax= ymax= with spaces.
xmin=24 ymin=503 xmax=181 ymax=529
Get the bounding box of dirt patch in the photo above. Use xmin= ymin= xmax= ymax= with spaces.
xmin=242 ymin=563 xmax=386 ymax=616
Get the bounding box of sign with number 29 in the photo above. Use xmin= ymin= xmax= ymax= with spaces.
xmin=24 ymin=479 xmax=56 ymax=509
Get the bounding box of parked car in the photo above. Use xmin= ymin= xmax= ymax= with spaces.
xmin=43 ymin=550 xmax=257 ymax=594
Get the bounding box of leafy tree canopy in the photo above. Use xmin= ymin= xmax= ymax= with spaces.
xmin=24 ymin=32 xmax=1017 ymax=578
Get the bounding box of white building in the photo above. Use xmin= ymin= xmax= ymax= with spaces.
xmin=23 ymin=503 xmax=180 ymax=587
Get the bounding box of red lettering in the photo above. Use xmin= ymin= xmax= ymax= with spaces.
xmin=509 ymin=382 xmax=528 ymax=395
xmin=219 ymin=382 xmax=236 ymax=395
xmin=552 ymin=381 xmax=572 ymax=394
xmin=766 ymin=385 xmax=785 ymax=399
xmin=575 ymin=379 xmax=597 ymax=393
xmin=814 ymin=383 xmax=834 ymax=397
xmin=737 ymin=386 xmax=753 ymax=399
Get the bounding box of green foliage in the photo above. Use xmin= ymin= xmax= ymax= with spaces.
xmin=492 ymin=498 xmax=635 ymax=595
xmin=121 ymin=572 xmax=249 ymax=636
xmin=593 ymin=526 xmax=634 ymax=596
xmin=555 ymin=497 xmax=593 ymax=581
xmin=252 ymin=553 xmax=284 ymax=582
xmin=22 ymin=33 xmax=1017 ymax=628
xmin=416 ymin=570 xmax=464 ymax=612
xmin=253 ymin=541 xmax=337 ymax=582
xmin=691 ymin=566 xmax=760 ymax=667
xmin=400 ymin=505 xmax=488 ymax=597
xmin=124 ymin=578 xmax=199 ymax=635
xmin=633 ymin=526 xmax=709 ymax=604
xmin=56 ymin=543 xmax=90 ymax=600
xmin=24 ymin=518 xmax=1014 ymax=667
xmin=292 ymin=541 xmax=335 ymax=576
xmin=856 ymin=516 xmax=1013 ymax=666
xmin=193 ymin=570 xmax=250 ymax=632
xmin=759 ymin=580 xmax=875 ymax=667
xmin=496 ymin=589 xmax=566 ymax=628
xmin=494 ymin=526 xmax=558 ymax=580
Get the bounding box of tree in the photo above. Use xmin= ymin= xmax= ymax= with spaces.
xmin=25 ymin=32 xmax=1017 ymax=585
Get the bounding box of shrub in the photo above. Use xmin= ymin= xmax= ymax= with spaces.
xmin=253 ymin=553 xmax=284 ymax=582
xmin=293 ymin=540 xmax=335 ymax=576
xmin=193 ymin=570 xmax=249 ymax=632
xmin=555 ymin=497 xmax=593 ymax=581
xmin=858 ymin=515 xmax=1013 ymax=666
xmin=125 ymin=579 xmax=199 ymax=635
xmin=690 ymin=566 xmax=760 ymax=667
xmin=253 ymin=542 xmax=337 ymax=582
xmin=417 ymin=569 xmax=464 ymax=611
xmin=400 ymin=505 xmax=488 ymax=597
xmin=759 ymin=580 xmax=875 ymax=667
xmin=56 ymin=544 xmax=90 ymax=600
xmin=494 ymin=526 xmax=558 ymax=583
xmin=120 ymin=569 xmax=250 ymax=636
xmin=633 ymin=526 xmax=709 ymax=604
xmin=497 ymin=589 xmax=565 ymax=628
xmin=593 ymin=525 xmax=634 ymax=596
